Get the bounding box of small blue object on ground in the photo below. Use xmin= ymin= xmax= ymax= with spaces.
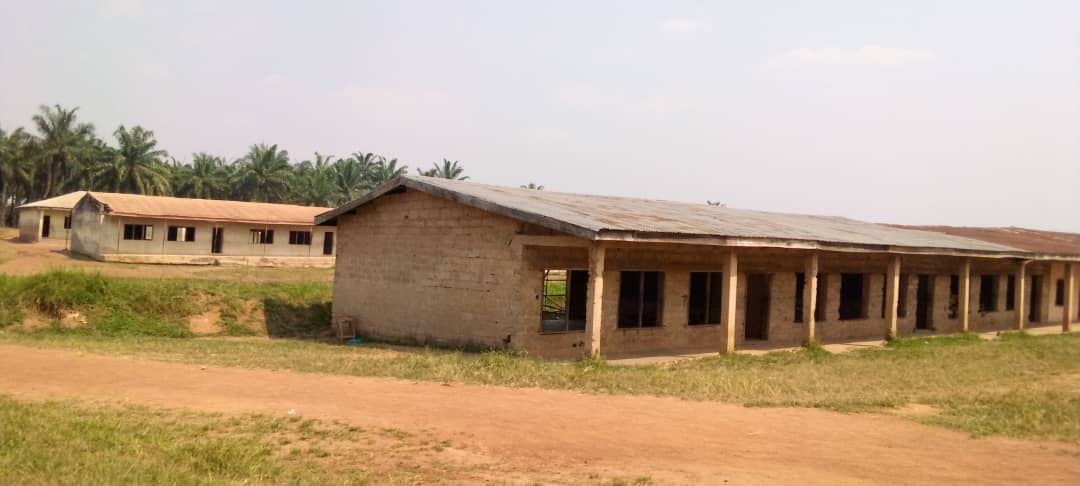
xmin=346 ymin=337 xmax=364 ymax=345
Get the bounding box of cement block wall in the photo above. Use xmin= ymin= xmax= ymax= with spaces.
xmin=17 ymin=208 xmax=39 ymax=242
xmin=330 ymin=189 xmax=1077 ymax=359
xmin=331 ymin=189 xmax=533 ymax=351
xmin=70 ymin=197 xmax=335 ymax=263
xmin=16 ymin=208 xmax=71 ymax=243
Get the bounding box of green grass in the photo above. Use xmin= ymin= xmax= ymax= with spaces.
xmin=1 ymin=270 xmax=1078 ymax=444
xmin=0 ymin=395 xmax=381 ymax=485
xmin=5 ymin=330 xmax=1079 ymax=443
xmin=0 ymin=270 xmax=332 ymax=337
xmin=0 ymin=394 xmax=653 ymax=485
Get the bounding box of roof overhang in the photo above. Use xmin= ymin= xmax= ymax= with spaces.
xmin=317 ymin=177 xmax=1080 ymax=261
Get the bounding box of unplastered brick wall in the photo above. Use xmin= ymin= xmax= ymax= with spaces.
xmin=331 ymin=189 xmax=533 ymax=350
xmin=970 ymin=273 xmax=1018 ymax=332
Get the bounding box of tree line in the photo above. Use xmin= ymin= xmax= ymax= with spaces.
xmin=0 ymin=104 xmax=468 ymax=227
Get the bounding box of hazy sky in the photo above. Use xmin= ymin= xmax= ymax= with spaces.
xmin=2 ymin=1 xmax=1078 ymax=230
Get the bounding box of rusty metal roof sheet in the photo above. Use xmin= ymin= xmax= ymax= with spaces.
xmin=86 ymin=192 xmax=331 ymax=226
xmin=16 ymin=191 xmax=88 ymax=210
xmin=318 ymin=176 xmax=1034 ymax=256
xmin=892 ymin=225 xmax=1080 ymax=257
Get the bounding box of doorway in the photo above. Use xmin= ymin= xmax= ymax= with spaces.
xmin=745 ymin=273 xmax=770 ymax=340
xmin=916 ymin=274 xmax=932 ymax=330
xmin=41 ymin=215 xmax=51 ymax=238
xmin=210 ymin=227 xmax=224 ymax=254
xmin=1029 ymin=275 xmax=1042 ymax=322
xmin=322 ymin=232 xmax=334 ymax=255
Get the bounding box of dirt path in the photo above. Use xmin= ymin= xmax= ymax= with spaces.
xmin=0 ymin=344 xmax=1077 ymax=485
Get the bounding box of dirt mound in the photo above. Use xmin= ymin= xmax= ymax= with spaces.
xmin=188 ymin=307 xmax=223 ymax=335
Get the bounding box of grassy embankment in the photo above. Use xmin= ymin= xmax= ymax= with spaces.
xmin=1 ymin=270 xmax=1078 ymax=443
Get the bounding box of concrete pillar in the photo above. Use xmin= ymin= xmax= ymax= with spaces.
xmin=720 ymin=251 xmax=739 ymax=353
xmin=804 ymin=254 xmax=819 ymax=344
xmin=960 ymin=260 xmax=972 ymax=332
xmin=584 ymin=243 xmax=606 ymax=357
xmin=1016 ymin=261 xmax=1027 ymax=330
xmin=885 ymin=256 xmax=901 ymax=338
xmin=1065 ymin=264 xmax=1075 ymax=333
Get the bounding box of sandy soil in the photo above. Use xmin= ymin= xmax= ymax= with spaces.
xmin=0 ymin=344 xmax=1077 ymax=485
xmin=0 ymin=234 xmax=332 ymax=282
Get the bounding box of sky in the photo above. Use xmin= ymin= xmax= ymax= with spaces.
xmin=2 ymin=1 xmax=1078 ymax=230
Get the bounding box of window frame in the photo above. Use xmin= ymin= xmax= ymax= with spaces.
xmin=167 ymin=226 xmax=197 ymax=242
xmin=288 ymin=230 xmax=313 ymax=246
xmin=897 ymin=274 xmax=909 ymax=318
xmin=539 ymin=268 xmax=588 ymax=334
xmin=688 ymin=271 xmax=724 ymax=326
xmin=978 ymin=275 xmax=998 ymax=312
xmin=838 ymin=273 xmax=867 ymax=321
xmin=250 ymin=229 xmax=275 ymax=245
xmin=617 ymin=270 xmax=664 ymax=329
xmin=63 ymin=215 xmax=72 ymax=229
xmin=122 ymin=224 xmax=153 ymax=241
xmin=793 ymin=272 xmax=805 ymax=323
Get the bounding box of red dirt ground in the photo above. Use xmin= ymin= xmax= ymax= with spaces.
xmin=1 ymin=344 xmax=1077 ymax=485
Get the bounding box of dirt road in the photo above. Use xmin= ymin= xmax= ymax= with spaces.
xmin=0 ymin=344 xmax=1076 ymax=485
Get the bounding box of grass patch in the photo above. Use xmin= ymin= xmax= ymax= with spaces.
xmin=0 ymin=394 xmax=639 ymax=484
xmin=0 ymin=394 xmax=377 ymax=485
xmin=0 ymin=270 xmax=332 ymax=337
xmin=2 ymin=270 xmax=1077 ymax=444
xmin=924 ymin=389 xmax=1080 ymax=442
xmin=5 ymin=331 xmax=1079 ymax=442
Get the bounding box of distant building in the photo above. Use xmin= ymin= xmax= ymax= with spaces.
xmin=15 ymin=191 xmax=87 ymax=244
xmin=317 ymin=176 xmax=1080 ymax=359
xmin=70 ymin=192 xmax=335 ymax=266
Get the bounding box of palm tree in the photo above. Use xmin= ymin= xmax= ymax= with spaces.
xmin=231 ymin=144 xmax=292 ymax=202
xmin=31 ymin=105 xmax=95 ymax=198
xmin=92 ymin=125 xmax=171 ymax=195
xmin=68 ymin=137 xmax=118 ymax=192
xmin=0 ymin=127 xmax=33 ymax=226
xmin=292 ymin=152 xmax=336 ymax=206
xmin=332 ymin=153 xmax=375 ymax=204
xmin=418 ymin=159 xmax=467 ymax=180
xmin=174 ymin=153 xmax=229 ymax=199
xmin=368 ymin=156 xmax=407 ymax=186
xmin=520 ymin=182 xmax=545 ymax=190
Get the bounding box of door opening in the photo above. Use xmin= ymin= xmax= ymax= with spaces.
xmin=745 ymin=273 xmax=770 ymax=340
xmin=1029 ymin=275 xmax=1042 ymax=322
xmin=211 ymin=227 xmax=224 ymax=254
xmin=916 ymin=274 xmax=932 ymax=330
xmin=322 ymin=232 xmax=334 ymax=255
xmin=41 ymin=215 xmax=51 ymax=238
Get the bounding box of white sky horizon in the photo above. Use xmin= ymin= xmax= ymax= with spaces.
xmin=2 ymin=1 xmax=1077 ymax=231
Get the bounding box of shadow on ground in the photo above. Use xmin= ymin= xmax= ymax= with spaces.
xmin=262 ymin=298 xmax=333 ymax=338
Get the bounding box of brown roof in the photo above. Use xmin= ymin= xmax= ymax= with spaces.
xmin=85 ymin=192 xmax=330 ymax=226
xmin=318 ymin=176 xmax=1038 ymax=257
xmin=891 ymin=226 xmax=1080 ymax=257
xmin=17 ymin=191 xmax=88 ymax=210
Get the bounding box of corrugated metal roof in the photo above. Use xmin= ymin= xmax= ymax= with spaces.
xmin=318 ymin=176 xmax=1030 ymax=256
xmin=87 ymin=192 xmax=330 ymax=226
xmin=16 ymin=191 xmax=88 ymax=210
xmin=892 ymin=225 xmax=1080 ymax=257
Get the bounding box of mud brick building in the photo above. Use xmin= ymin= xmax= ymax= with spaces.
xmin=318 ymin=176 xmax=1080 ymax=358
